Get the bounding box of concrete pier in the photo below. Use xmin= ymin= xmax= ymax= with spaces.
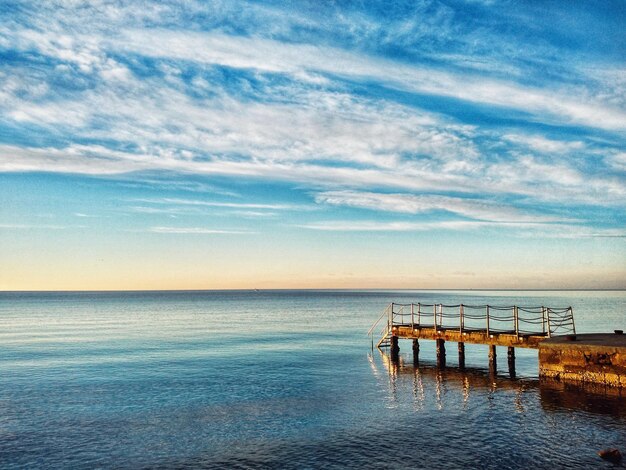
xmin=539 ymin=333 xmax=626 ymax=387
xmin=392 ymin=325 xmax=546 ymax=348
xmin=370 ymin=302 xmax=626 ymax=388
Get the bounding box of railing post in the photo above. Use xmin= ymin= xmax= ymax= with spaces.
xmin=546 ymin=307 xmax=552 ymax=338
xmin=411 ymin=303 xmax=415 ymax=329
xmin=460 ymin=304 xmax=464 ymax=333
xmin=570 ymin=307 xmax=576 ymax=335
xmin=417 ymin=303 xmax=421 ymax=326
xmin=541 ymin=306 xmax=546 ymax=335
xmin=434 ymin=304 xmax=437 ymax=330
xmin=514 ymin=306 xmax=519 ymax=337
xmin=486 ymin=305 xmax=490 ymax=336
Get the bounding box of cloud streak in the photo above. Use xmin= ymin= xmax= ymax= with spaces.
xmin=314 ymin=190 xmax=565 ymax=223
xmin=298 ymin=220 xmax=626 ymax=239
xmin=147 ymin=226 xmax=254 ymax=234
xmin=111 ymin=28 xmax=626 ymax=131
xmin=134 ymin=198 xmax=302 ymax=211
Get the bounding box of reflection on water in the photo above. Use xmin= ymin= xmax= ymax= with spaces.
xmin=540 ymin=378 xmax=626 ymax=418
xmin=373 ymin=348 xmax=626 ymax=418
xmin=373 ymin=349 xmax=531 ymax=411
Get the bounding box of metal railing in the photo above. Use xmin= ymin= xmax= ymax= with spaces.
xmin=369 ymin=302 xmax=575 ymax=345
xmin=368 ymin=303 xmax=394 ymax=348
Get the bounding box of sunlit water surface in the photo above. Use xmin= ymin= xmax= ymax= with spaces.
xmin=1 ymin=290 xmax=625 ymax=469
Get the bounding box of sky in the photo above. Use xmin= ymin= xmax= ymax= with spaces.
xmin=0 ymin=0 xmax=625 ymax=290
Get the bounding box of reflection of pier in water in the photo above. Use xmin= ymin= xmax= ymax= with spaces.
xmin=369 ymin=349 xmax=626 ymax=418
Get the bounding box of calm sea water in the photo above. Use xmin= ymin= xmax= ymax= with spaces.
xmin=1 ymin=290 xmax=625 ymax=469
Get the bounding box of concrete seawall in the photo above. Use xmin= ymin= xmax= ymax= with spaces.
xmin=539 ymin=333 xmax=626 ymax=388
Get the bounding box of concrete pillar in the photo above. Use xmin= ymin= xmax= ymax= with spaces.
xmin=412 ymin=339 xmax=420 ymax=364
xmin=390 ymin=335 xmax=399 ymax=362
xmin=458 ymin=342 xmax=465 ymax=369
xmin=436 ymin=338 xmax=446 ymax=367
xmin=507 ymin=346 xmax=516 ymax=378
xmin=489 ymin=345 xmax=497 ymax=373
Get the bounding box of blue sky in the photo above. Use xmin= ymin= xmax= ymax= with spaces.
xmin=0 ymin=0 xmax=624 ymax=290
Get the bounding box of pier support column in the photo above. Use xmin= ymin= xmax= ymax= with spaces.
xmin=412 ymin=339 xmax=420 ymax=365
xmin=488 ymin=345 xmax=497 ymax=373
xmin=390 ymin=335 xmax=399 ymax=362
xmin=436 ymin=338 xmax=446 ymax=367
xmin=507 ymin=347 xmax=516 ymax=378
xmin=458 ymin=342 xmax=465 ymax=369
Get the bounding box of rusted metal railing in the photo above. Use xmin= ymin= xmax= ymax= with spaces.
xmin=369 ymin=302 xmax=575 ymax=347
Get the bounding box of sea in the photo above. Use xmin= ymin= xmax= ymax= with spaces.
xmin=0 ymin=290 xmax=625 ymax=469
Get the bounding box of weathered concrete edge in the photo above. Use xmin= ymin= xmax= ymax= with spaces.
xmin=539 ymin=335 xmax=626 ymax=388
xmin=393 ymin=325 xmax=544 ymax=349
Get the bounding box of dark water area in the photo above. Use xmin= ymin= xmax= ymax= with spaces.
xmin=0 ymin=290 xmax=625 ymax=469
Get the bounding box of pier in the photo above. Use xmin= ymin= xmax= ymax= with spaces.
xmin=369 ymin=302 xmax=626 ymax=388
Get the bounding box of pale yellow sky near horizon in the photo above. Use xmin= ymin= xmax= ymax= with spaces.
xmin=2 ymin=230 xmax=624 ymax=291
xmin=3 ymin=174 xmax=625 ymax=292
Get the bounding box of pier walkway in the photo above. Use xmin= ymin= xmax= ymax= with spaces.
xmin=368 ymin=302 xmax=576 ymax=350
xmin=369 ymin=302 xmax=626 ymax=388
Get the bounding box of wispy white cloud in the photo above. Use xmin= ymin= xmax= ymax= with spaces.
xmin=502 ymin=134 xmax=585 ymax=154
xmin=229 ymin=211 xmax=279 ymax=218
xmin=104 ymin=176 xmax=239 ymax=196
xmin=314 ymin=190 xmax=564 ymax=223
xmin=0 ymin=68 xmax=475 ymax=170
xmin=299 ymin=220 xmax=484 ymax=232
xmin=0 ymin=0 xmax=624 ymax=242
xmin=4 ymin=17 xmax=625 ymax=138
xmin=125 ymin=206 xmax=189 ymax=215
xmin=147 ymin=226 xmax=254 ymax=234
xmin=484 ymin=155 xmax=626 ymax=205
xmin=108 ymin=28 xmax=626 ymax=131
xmin=1 ymin=137 xmax=623 ymax=209
xmin=1 ymin=19 xmax=623 ymax=217
xmin=607 ymin=152 xmax=626 ymax=172
xmin=298 ymin=220 xmax=626 ymax=239
xmin=0 ymin=223 xmax=81 ymax=230
xmin=135 ymin=197 xmax=301 ymax=211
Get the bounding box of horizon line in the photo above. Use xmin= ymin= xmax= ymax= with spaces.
xmin=1 ymin=288 xmax=625 ymax=293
